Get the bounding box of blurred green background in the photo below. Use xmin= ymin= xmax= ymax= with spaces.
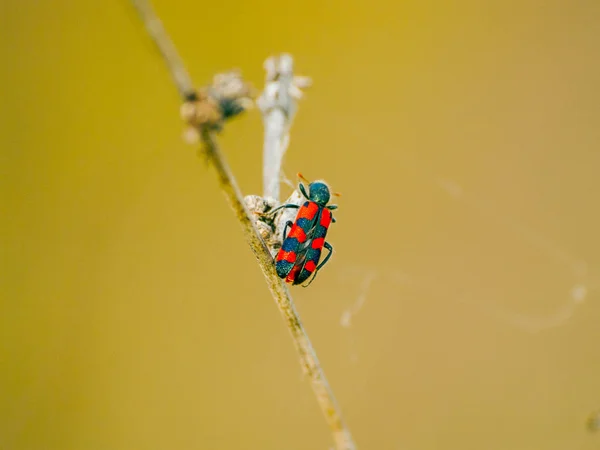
xmin=2 ymin=0 xmax=599 ymax=449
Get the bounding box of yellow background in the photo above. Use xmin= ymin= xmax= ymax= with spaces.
xmin=2 ymin=0 xmax=599 ymax=449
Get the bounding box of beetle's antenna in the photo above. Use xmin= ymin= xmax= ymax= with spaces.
xmin=332 ymin=192 xmax=342 ymax=197
xmin=297 ymin=172 xmax=310 ymax=183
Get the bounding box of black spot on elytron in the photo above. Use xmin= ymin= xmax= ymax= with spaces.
xmin=276 ymin=260 xmax=294 ymax=278
xmin=282 ymin=237 xmax=300 ymax=252
xmin=296 ymin=217 xmax=312 ymax=230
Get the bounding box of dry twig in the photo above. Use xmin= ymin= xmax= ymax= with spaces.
xmin=129 ymin=1 xmax=356 ymax=448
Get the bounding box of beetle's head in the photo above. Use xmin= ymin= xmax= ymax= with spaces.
xmin=308 ymin=181 xmax=331 ymax=205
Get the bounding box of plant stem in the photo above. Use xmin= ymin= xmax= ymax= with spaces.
xmin=130 ymin=1 xmax=356 ymax=448
xmin=130 ymin=0 xmax=194 ymax=98
xmin=202 ymin=130 xmax=355 ymax=449
xmin=261 ymin=106 xmax=288 ymax=201
xmin=257 ymin=54 xmax=311 ymax=202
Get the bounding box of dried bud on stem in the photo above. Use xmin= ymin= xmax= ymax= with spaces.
xmin=245 ymin=190 xmax=304 ymax=258
xmin=181 ymin=70 xmax=256 ymax=143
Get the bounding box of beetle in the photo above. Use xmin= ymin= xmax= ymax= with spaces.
xmin=270 ymin=173 xmax=339 ymax=286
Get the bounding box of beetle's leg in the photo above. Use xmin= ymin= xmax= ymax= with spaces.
xmin=302 ymin=242 xmax=334 ymax=287
xmin=302 ymin=271 xmax=318 ymax=288
xmin=327 ymin=204 xmax=338 ymax=210
xmin=265 ymin=203 xmax=299 ymax=216
xmin=282 ymin=221 xmax=293 ymax=240
xmin=316 ymin=242 xmax=333 ymax=272
xmin=331 ymin=215 xmax=336 ymax=223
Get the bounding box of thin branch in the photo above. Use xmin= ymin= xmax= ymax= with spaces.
xmin=130 ymin=0 xmax=195 ymax=99
xmin=129 ymin=1 xmax=357 ymax=448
